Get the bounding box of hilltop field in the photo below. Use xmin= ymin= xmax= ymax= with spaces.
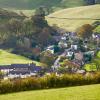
xmin=47 ymin=4 xmax=100 ymax=31
xmin=0 ymin=0 xmax=88 ymax=17
xmin=0 ymin=5 xmax=100 ymax=31
xmin=0 ymin=0 xmax=93 ymax=10
xmin=0 ymin=84 xmax=100 ymax=100
xmin=0 ymin=0 xmax=99 ymax=17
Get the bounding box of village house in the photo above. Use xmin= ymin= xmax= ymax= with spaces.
xmin=45 ymin=45 xmax=54 ymax=54
xmin=71 ymin=44 xmax=78 ymax=50
xmin=0 ymin=63 xmax=43 ymax=79
xmin=58 ymin=41 xmax=68 ymax=48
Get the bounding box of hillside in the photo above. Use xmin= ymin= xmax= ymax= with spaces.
xmin=0 ymin=8 xmax=23 ymax=17
xmin=0 ymin=0 xmax=100 ymax=10
xmin=0 ymin=84 xmax=100 ymax=100
xmin=0 ymin=49 xmax=43 ymax=66
xmin=47 ymin=4 xmax=100 ymax=31
xmin=0 ymin=8 xmax=25 ymax=24
xmin=0 ymin=0 xmax=86 ymax=16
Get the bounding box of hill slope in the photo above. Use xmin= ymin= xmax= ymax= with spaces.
xmin=0 ymin=0 xmax=100 ymax=10
xmin=0 ymin=49 xmax=42 ymax=65
xmin=0 ymin=84 xmax=100 ymax=100
xmin=47 ymin=4 xmax=100 ymax=31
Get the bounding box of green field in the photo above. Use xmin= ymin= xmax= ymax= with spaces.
xmin=7 ymin=9 xmax=35 ymax=17
xmin=0 ymin=49 xmax=42 ymax=66
xmin=47 ymin=4 xmax=100 ymax=31
xmin=1 ymin=5 xmax=100 ymax=31
xmin=0 ymin=84 xmax=100 ymax=100
xmin=0 ymin=0 xmax=88 ymax=17
xmin=0 ymin=0 xmax=88 ymax=10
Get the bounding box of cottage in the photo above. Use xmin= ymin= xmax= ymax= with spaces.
xmin=71 ymin=45 xmax=78 ymax=50
xmin=53 ymin=36 xmax=62 ymax=42
xmin=76 ymin=69 xmax=86 ymax=74
xmin=74 ymin=52 xmax=84 ymax=61
xmin=58 ymin=41 xmax=68 ymax=48
xmin=66 ymin=51 xmax=74 ymax=59
xmin=45 ymin=45 xmax=54 ymax=54
xmin=0 ymin=63 xmax=43 ymax=79
xmin=61 ymin=36 xmax=66 ymax=41
xmin=0 ymin=65 xmax=11 ymax=73
xmin=8 ymin=70 xmax=31 ymax=79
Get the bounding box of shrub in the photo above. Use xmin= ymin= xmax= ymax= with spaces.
xmin=0 ymin=80 xmax=13 ymax=94
xmin=0 ymin=72 xmax=100 ymax=94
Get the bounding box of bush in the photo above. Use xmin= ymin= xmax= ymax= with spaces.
xmin=0 ymin=72 xmax=100 ymax=94
xmin=0 ymin=80 xmax=13 ymax=94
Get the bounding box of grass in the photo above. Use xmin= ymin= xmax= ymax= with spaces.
xmin=0 ymin=84 xmax=100 ymax=100
xmin=47 ymin=4 xmax=100 ymax=31
xmin=8 ymin=9 xmax=35 ymax=17
xmin=84 ymin=63 xmax=97 ymax=71
xmin=97 ymin=51 xmax=100 ymax=58
xmin=94 ymin=25 xmax=100 ymax=33
xmin=84 ymin=51 xmax=100 ymax=71
xmin=2 ymin=0 xmax=86 ymax=17
xmin=0 ymin=0 xmax=87 ymax=10
xmin=1 ymin=4 xmax=100 ymax=31
xmin=0 ymin=49 xmax=43 ymax=66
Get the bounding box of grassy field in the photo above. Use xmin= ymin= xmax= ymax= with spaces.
xmin=0 ymin=84 xmax=100 ymax=100
xmin=8 ymin=9 xmax=35 ymax=17
xmin=1 ymin=5 xmax=100 ymax=30
xmin=0 ymin=49 xmax=43 ymax=66
xmin=1 ymin=0 xmax=87 ymax=17
xmin=0 ymin=0 xmax=87 ymax=10
xmin=94 ymin=25 xmax=100 ymax=33
xmin=47 ymin=4 xmax=100 ymax=31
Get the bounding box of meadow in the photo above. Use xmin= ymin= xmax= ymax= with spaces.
xmin=0 ymin=0 xmax=87 ymax=10
xmin=0 ymin=84 xmax=100 ymax=100
xmin=0 ymin=49 xmax=42 ymax=66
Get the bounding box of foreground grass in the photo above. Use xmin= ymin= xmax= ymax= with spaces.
xmin=0 ymin=84 xmax=100 ymax=100
xmin=0 ymin=49 xmax=43 ymax=66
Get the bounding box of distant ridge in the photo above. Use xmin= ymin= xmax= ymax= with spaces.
xmin=0 ymin=0 xmax=100 ymax=10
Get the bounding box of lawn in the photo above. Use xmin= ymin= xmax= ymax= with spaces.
xmin=0 ymin=49 xmax=43 ymax=66
xmin=84 ymin=63 xmax=97 ymax=71
xmin=0 ymin=84 xmax=100 ymax=100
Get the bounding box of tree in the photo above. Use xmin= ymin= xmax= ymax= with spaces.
xmin=35 ymin=7 xmax=45 ymax=17
xmin=76 ymin=24 xmax=93 ymax=38
xmin=85 ymin=0 xmax=96 ymax=5
xmin=0 ymin=71 xmax=4 ymax=79
xmin=60 ymin=59 xmax=80 ymax=73
xmin=31 ymin=14 xmax=48 ymax=28
xmin=37 ymin=27 xmax=51 ymax=47
xmin=31 ymin=8 xmax=53 ymax=47
xmin=7 ymin=18 xmax=23 ymax=36
xmin=92 ymin=21 xmax=100 ymax=28
xmin=31 ymin=7 xmax=48 ymax=28
xmin=35 ymin=6 xmax=52 ymax=16
xmin=23 ymin=18 xmax=33 ymax=35
xmin=40 ymin=51 xmax=56 ymax=67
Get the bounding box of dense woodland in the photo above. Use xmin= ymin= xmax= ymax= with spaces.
xmin=0 ymin=8 xmax=59 ymax=61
